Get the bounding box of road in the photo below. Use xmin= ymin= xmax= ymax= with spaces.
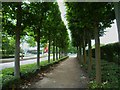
xmin=0 ymin=54 xmax=77 ymax=70
xmin=0 ymin=56 xmax=52 ymax=70
xmin=68 ymin=54 xmax=77 ymax=57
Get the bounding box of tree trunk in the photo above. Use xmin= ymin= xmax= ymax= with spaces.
xmin=58 ymin=48 xmax=60 ymax=58
xmin=80 ymin=47 xmax=83 ymax=62
xmin=78 ymin=46 xmax=80 ymax=60
xmin=14 ymin=3 xmax=21 ymax=78
xmin=56 ymin=46 xmax=58 ymax=60
xmin=63 ymin=50 xmax=65 ymax=57
xmin=88 ymin=39 xmax=92 ymax=73
xmin=81 ymin=47 xmax=83 ymax=63
xmin=59 ymin=48 xmax=61 ymax=59
xmin=48 ymin=37 xmax=51 ymax=63
xmin=53 ymin=40 xmax=55 ymax=61
xmin=95 ymin=27 xmax=101 ymax=84
xmin=79 ymin=45 xmax=82 ymax=62
xmin=79 ymin=46 xmax=81 ymax=57
xmin=83 ymin=40 xmax=86 ymax=64
xmin=77 ymin=46 xmax=79 ymax=59
xmin=58 ymin=48 xmax=59 ymax=58
xmin=114 ymin=2 xmax=120 ymax=42
xmin=37 ymin=30 xmax=40 ymax=69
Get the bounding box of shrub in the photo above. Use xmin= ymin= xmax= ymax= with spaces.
xmin=86 ymin=58 xmax=120 ymax=88
xmin=90 ymin=42 xmax=120 ymax=64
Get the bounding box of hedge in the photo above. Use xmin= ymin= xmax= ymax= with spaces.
xmin=88 ymin=42 xmax=120 ymax=65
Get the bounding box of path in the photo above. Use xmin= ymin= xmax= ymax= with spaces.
xmin=30 ymin=57 xmax=89 ymax=88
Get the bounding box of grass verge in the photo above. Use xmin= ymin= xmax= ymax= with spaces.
xmin=0 ymin=56 xmax=69 ymax=89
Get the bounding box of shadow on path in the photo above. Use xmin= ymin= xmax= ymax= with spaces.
xmin=30 ymin=57 xmax=89 ymax=88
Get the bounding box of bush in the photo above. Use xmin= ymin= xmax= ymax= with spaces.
xmin=85 ymin=58 xmax=120 ymax=88
xmin=2 ymin=55 xmax=24 ymax=59
xmin=90 ymin=42 xmax=120 ymax=64
xmin=84 ymin=42 xmax=120 ymax=88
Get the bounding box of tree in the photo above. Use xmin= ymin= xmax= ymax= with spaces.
xmin=13 ymin=2 xmax=22 ymax=78
xmin=2 ymin=2 xmax=35 ymax=77
xmin=26 ymin=36 xmax=36 ymax=47
xmin=2 ymin=32 xmax=11 ymax=56
xmin=88 ymin=3 xmax=115 ymax=84
xmin=0 ymin=2 xmax=2 ymax=57
xmin=114 ymin=2 xmax=120 ymax=42
xmin=57 ymin=21 xmax=69 ymax=57
xmin=66 ymin=2 xmax=115 ymax=84
xmin=26 ymin=2 xmax=53 ymax=68
xmin=67 ymin=42 xmax=77 ymax=54
xmin=43 ymin=2 xmax=67 ymax=62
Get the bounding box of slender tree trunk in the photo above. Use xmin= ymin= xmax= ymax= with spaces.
xmin=53 ymin=40 xmax=55 ymax=61
xmin=58 ymin=48 xmax=59 ymax=58
xmin=79 ymin=46 xmax=81 ymax=57
xmin=59 ymin=49 xmax=60 ymax=59
xmin=81 ymin=47 xmax=83 ymax=63
xmin=48 ymin=37 xmax=51 ymax=63
xmin=63 ymin=50 xmax=65 ymax=57
xmin=0 ymin=2 xmax=1 ymax=59
xmin=77 ymin=46 xmax=79 ymax=59
xmin=88 ymin=39 xmax=92 ymax=73
xmin=83 ymin=39 xmax=86 ymax=64
xmin=15 ymin=22 xmax=20 ymax=78
xmin=79 ymin=45 xmax=82 ymax=62
xmin=78 ymin=46 xmax=80 ymax=60
xmin=80 ymin=47 xmax=83 ymax=62
xmin=83 ymin=46 xmax=85 ymax=64
xmin=37 ymin=30 xmax=40 ymax=69
xmin=114 ymin=2 xmax=120 ymax=42
xmin=95 ymin=26 xmax=101 ymax=84
xmin=56 ymin=46 xmax=58 ymax=60
xmin=14 ymin=3 xmax=21 ymax=78
xmin=61 ymin=50 xmax=63 ymax=58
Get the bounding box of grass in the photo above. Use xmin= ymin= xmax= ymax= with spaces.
xmin=80 ymin=57 xmax=120 ymax=88
xmin=0 ymin=56 xmax=69 ymax=89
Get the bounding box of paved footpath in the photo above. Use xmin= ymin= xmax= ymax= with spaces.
xmin=30 ymin=57 xmax=89 ymax=88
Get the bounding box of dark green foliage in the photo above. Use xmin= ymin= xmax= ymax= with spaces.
xmin=66 ymin=2 xmax=115 ymax=48
xmin=1 ymin=68 xmax=14 ymax=75
xmin=82 ymin=42 xmax=119 ymax=88
xmin=1 ymin=75 xmax=20 ymax=89
xmin=90 ymin=60 xmax=119 ymax=88
xmin=101 ymin=42 xmax=120 ymax=64
xmin=67 ymin=42 xmax=77 ymax=53
xmin=81 ymin=58 xmax=119 ymax=88
xmin=90 ymin=42 xmax=120 ymax=64
xmin=2 ymin=32 xmax=15 ymax=56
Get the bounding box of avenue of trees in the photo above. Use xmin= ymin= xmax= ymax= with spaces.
xmin=1 ymin=1 xmax=120 ymax=88
xmin=65 ymin=2 xmax=119 ymax=85
xmin=2 ymin=2 xmax=69 ymax=78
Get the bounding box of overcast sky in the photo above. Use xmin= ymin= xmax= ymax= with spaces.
xmin=57 ymin=1 xmax=119 ymax=45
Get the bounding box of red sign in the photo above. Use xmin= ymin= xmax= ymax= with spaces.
xmin=44 ymin=46 xmax=48 ymax=53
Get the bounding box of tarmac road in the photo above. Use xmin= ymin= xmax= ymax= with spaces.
xmin=0 ymin=56 xmax=52 ymax=70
